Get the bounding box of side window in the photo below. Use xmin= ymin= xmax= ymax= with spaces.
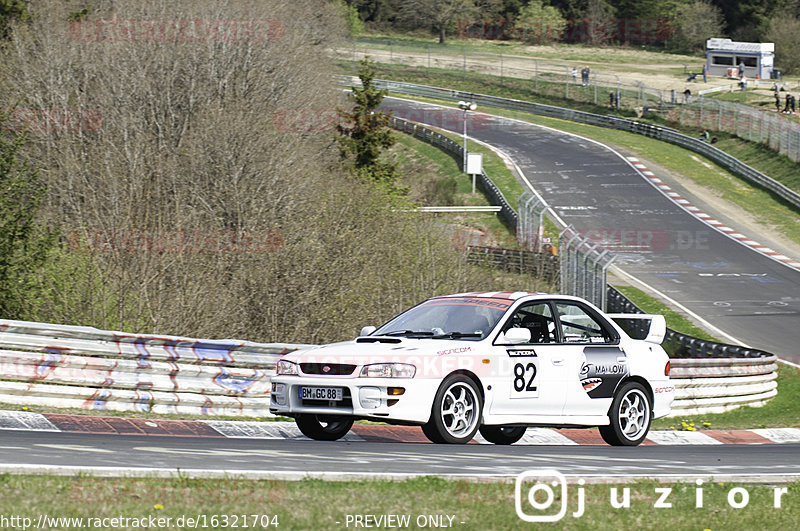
xmin=503 ymin=303 xmax=556 ymax=344
xmin=555 ymin=303 xmax=615 ymax=344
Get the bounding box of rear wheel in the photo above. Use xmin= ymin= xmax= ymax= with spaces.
xmin=422 ymin=374 xmax=483 ymax=444
xmin=479 ymin=426 xmax=526 ymax=445
xmin=599 ymin=382 xmax=652 ymax=446
xmin=295 ymin=414 xmax=354 ymax=441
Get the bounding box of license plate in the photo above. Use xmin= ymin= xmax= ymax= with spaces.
xmin=299 ymin=386 xmax=343 ymax=401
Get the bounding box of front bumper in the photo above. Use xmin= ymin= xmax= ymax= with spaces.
xmin=269 ymin=375 xmax=437 ymax=424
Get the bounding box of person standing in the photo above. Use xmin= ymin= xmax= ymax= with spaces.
xmin=702 ymin=64 xmax=708 ymax=83
xmin=776 ymin=91 xmax=782 ymax=112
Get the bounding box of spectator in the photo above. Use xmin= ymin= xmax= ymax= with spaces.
xmin=702 ymin=64 xmax=708 ymax=83
xmin=792 ymin=95 xmax=797 ymax=114
xmin=581 ymin=67 xmax=590 ymax=86
xmin=776 ymin=92 xmax=782 ymax=112
xmin=572 ymin=67 xmax=577 ymax=83
xmin=739 ymin=75 xmax=747 ymax=91
xmin=699 ymin=129 xmax=710 ymax=142
xmin=738 ymin=62 xmax=745 ymax=79
xmin=683 ymin=87 xmax=691 ymax=103
xmin=783 ymin=93 xmax=791 ymax=113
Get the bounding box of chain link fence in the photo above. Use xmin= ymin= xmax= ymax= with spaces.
xmin=516 ymin=191 xmax=550 ymax=252
xmin=558 ymin=226 xmax=616 ymax=311
xmin=670 ymin=96 xmax=800 ymax=163
xmin=345 ymin=42 xmax=664 ymax=112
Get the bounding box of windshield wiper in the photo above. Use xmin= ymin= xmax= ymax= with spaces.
xmin=381 ymin=330 xmax=435 ymax=337
xmin=432 ymin=332 xmax=483 ymax=339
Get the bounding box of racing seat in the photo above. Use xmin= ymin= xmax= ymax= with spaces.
xmin=520 ymin=313 xmax=551 ymax=344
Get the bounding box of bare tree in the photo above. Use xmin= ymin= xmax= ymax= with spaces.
xmin=1 ymin=0 xmax=499 ymax=343
xmin=398 ymin=0 xmax=476 ymax=44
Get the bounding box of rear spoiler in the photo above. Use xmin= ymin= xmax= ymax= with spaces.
xmin=606 ymin=314 xmax=666 ymax=345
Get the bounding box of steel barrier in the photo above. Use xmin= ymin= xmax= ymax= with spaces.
xmin=0 ymin=317 xmax=779 ymax=418
xmin=389 ymin=116 xmax=517 ymax=229
xmin=340 ymin=76 xmax=800 ymax=211
xmin=606 ymin=287 xmax=779 ymax=416
xmin=668 ymin=356 xmax=778 ymax=417
xmin=0 ymin=319 xmax=312 ymax=417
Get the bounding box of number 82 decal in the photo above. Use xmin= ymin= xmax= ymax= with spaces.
xmin=512 ymin=362 xmax=538 ymax=396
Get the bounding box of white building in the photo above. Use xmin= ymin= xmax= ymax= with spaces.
xmin=705 ymin=38 xmax=775 ymax=79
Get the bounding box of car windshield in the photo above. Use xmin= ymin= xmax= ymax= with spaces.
xmin=373 ymin=297 xmax=511 ymax=340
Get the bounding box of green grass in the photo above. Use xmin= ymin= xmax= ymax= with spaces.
xmin=391 ymin=121 xmax=520 ymax=248
xmin=613 ymin=286 xmax=718 ymax=341
xmin=653 ymin=364 xmax=800 ymax=430
xmin=349 ymin=60 xmax=800 ymax=203
xmin=382 ymin=89 xmax=800 ymax=249
xmin=0 ymin=475 xmax=797 ymax=529
xmin=354 ymin=32 xmax=706 ymax=66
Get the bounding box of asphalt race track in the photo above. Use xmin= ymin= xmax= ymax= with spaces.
xmin=1 ymin=430 xmax=798 ymax=482
xmin=383 ymin=98 xmax=800 ymax=363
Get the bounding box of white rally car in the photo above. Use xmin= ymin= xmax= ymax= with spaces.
xmin=270 ymin=292 xmax=674 ymax=446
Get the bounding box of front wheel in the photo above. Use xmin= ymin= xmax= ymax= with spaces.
xmin=295 ymin=414 xmax=353 ymax=441
xmin=422 ymin=374 xmax=483 ymax=444
xmin=599 ymin=382 xmax=652 ymax=446
xmin=479 ymin=426 xmax=526 ymax=445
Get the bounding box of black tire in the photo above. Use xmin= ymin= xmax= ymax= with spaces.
xmin=295 ymin=414 xmax=354 ymax=441
xmin=422 ymin=374 xmax=483 ymax=444
xmin=479 ymin=426 xmax=527 ymax=445
xmin=599 ymin=382 xmax=652 ymax=446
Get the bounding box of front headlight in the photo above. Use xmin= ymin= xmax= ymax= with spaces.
xmin=276 ymin=360 xmax=298 ymax=375
xmin=360 ymin=363 xmax=416 ymax=378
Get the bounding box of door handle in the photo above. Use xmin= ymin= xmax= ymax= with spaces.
xmin=617 ymin=357 xmax=627 ymax=363
xmin=552 ymin=358 xmax=564 ymax=366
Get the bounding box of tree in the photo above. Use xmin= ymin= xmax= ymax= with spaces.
xmin=765 ymin=14 xmax=800 ymax=75
xmin=336 ymin=0 xmax=365 ymax=36
xmin=0 ymin=0 xmax=29 ymax=39
xmin=513 ymin=1 xmax=567 ymax=44
xmin=671 ymin=0 xmax=726 ymax=52
xmin=337 ymin=58 xmax=400 ymax=191
xmin=0 ymin=115 xmax=55 ymax=318
xmin=398 ymin=0 xmax=476 ymax=44
xmin=580 ymin=0 xmax=616 ymax=45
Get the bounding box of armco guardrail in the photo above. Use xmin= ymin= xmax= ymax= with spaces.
xmin=669 ymin=356 xmax=778 ymax=417
xmin=0 ymin=319 xmax=311 ymax=417
xmin=0 ymin=318 xmax=778 ymax=418
xmin=606 ymin=287 xmax=779 ymax=416
xmin=607 ymin=286 xmax=773 ymax=359
xmin=343 ymin=77 xmax=800 ymax=211
xmin=389 ymin=116 xmax=517 ymax=229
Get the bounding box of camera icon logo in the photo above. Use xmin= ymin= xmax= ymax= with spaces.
xmin=515 ymin=470 xmax=568 ymax=522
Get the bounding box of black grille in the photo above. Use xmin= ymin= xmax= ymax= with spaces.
xmin=299 ymin=363 xmax=357 ymax=376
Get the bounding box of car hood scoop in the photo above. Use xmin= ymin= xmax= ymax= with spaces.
xmin=355 ymin=336 xmax=402 ymax=344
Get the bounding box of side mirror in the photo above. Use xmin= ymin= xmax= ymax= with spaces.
xmin=497 ymin=327 xmax=531 ymax=345
xmin=359 ymin=325 xmax=377 ymax=337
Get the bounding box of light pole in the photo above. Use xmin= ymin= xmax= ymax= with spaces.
xmin=458 ymin=101 xmax=476 ymax=173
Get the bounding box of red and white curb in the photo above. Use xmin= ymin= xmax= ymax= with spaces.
xmin=627 ymin=157 xmax=800 ymax=272
xmin=1 ymin=411 xmax=798 ymax=446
